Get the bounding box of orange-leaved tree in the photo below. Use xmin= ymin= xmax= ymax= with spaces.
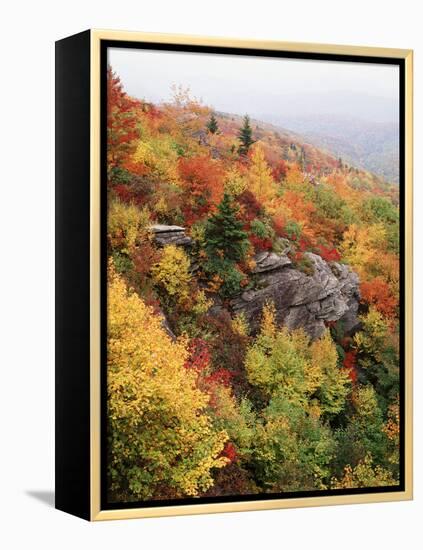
xmin=107 ymin=67 xmax=140 ymax=172
xmin=178 ymin=155 xmax=224 ymax=224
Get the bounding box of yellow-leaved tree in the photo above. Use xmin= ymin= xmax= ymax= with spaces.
xmin=247 ymin=144 xmax=277 ymax=203
xmin=224 ymin=166 xmax=247 ymax=197
xmin=132 ymin=134 xmax=181 ymax=185
xmin=340 ymin=222 xmax=387 ymax=280
xmin=151 ymin=244 xmax=211 ymax=314
xmin=245 ymin=302 xmax=350 ymax=415
xmin=151 ymin=244 xmax=192 ymax=306
xmin=107 ymin=262 xmax=228 ymax=501
xmin=331 ymin=454 xmax=396 ymax=489
xmin=108 ymin=200 xmax=151 ymax=255
xmin=244 ymin=303 xmax=349 ymax=490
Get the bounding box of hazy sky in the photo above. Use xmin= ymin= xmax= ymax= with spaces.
xmin=108 ymin=47 xmax=400 ymax=124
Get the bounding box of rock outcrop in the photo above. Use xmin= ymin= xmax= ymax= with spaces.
xmin=253 ymin=251 xmax=291 ymax=273
xmin=150 ymin=225 xmax=360 ymax=340
xmin=150 ymin=224 xmax=193 ymax=247
xmin=232 ymin=252 xmax=360 ymax=340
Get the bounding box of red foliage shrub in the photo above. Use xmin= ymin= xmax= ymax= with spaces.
xmin=205 ymin=368 xmax=233 ymax=387
xmin=238 ymin=190 xmax=264 ymax=222
xmin=272 ymin=159 xmax=288 ymax=181
xmin=272 ymin=214 xmax=287 ymax=237
xmin=360 ymin=277 xmax=397 ymax=318
xmin=198 ymin=312 xmax=251 ymax=397
xmin=282 ymin=190 xmax=316 ymax=221
xmin=249 ymin=234 xmax=273 ymax=252
xmin=343 ymin=350 xmax=358 ymax=383
xmin=343 ymin=350 xmax=357 ymax=370
xmin=113 ymin=184 xmax=133 ymax=203
xmin=141 ymin=101 xmax=162 ymax=121
xmin=291 ymin=238 xmax=310 ymax=262
xmin=178 ymin=155 xmax=224 ymax=224
xmin=203 ymin=463 xmax=257 ymax=497
xmin=221 ymin=442 xmax=238 ymax=463
xmin=122 ymin=158 xmax=149 ymax=177
xmin=184 ymin=338 xmax=211 ymax=373
xmin=112 ymin=181 xmax=151 ymax=208
xmin=133 ymin=241 xmax=161 ymax=281
xmin=298 ymin=238 xmax=309 ymax=251
xmin=107 ymin=67 xmax=140 ymax=169
xmin=317 ymin=244 xmax=341 ymax=262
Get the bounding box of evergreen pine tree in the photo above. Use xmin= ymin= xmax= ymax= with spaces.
xmin=206 ymin=113 xmax=219 ymax=134
xmin=238 ymin=115 xmax=255 ymax=155
xmin=205 ymin=193 xmax=249 ymax=262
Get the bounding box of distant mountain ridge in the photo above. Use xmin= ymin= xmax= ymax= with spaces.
xmin=255 ymin=114 xmax=399 ymax=184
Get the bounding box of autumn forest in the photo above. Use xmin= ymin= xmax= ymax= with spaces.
xmin=106 ymin=58 xmax=401 ymax=503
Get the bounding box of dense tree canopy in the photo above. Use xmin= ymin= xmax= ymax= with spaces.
xmin=105 ymin=66 xmax=401 ymax=501
xmin=107 ymin=263 xmax=228 ymax=500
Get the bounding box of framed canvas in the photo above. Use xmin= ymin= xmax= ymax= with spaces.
xmin=55 ymin=29 xmax=413 ymax=521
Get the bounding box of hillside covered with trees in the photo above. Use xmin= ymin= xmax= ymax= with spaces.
xmin=106 ymin=68 xmax=400 ymax=503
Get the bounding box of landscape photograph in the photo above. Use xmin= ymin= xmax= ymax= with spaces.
xmin=105 ymin=47 xmax=401 ymax=504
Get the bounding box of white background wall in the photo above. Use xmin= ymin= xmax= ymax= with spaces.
xmin=1 ymin=0 xmax=421 ymax=548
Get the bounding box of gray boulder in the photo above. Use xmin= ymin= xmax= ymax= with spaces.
xmin=253 ymin=251 xmax=291 ymax=273
xmin=231 ymin=252 xmax=360 ymax=340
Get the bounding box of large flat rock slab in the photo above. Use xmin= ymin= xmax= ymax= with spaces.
xmin=150 ymin=224 xmax=193 ymax=247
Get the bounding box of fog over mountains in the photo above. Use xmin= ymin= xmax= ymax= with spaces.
xmin=256 ymin=111 xmax=399 ymax=184
xmin=254 ymin=89 xmax=399 ymax=183
xmin=109 ymin=48 xmax=400 ymax=183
